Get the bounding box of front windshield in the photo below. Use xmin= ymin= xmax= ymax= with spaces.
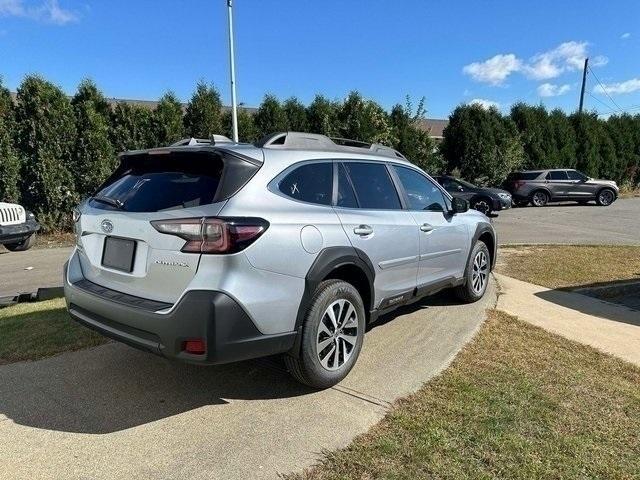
xmin=456 ymin=178 xmax=477 ymax=189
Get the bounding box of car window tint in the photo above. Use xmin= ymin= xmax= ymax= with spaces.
xmin=393 ymin=166 xmax=447 ymax=212
xmin=279 ymin=162 xmax=333 ymax=205
xmin=547 ymin=170 xmax=568 ymax=180
xmin=567 ymin=170 xmax=586 ymax=181
xmin=343 ymin=162 xmax=401 ymax=210
xmin=337 ymin=163 xmax=358 ymax=208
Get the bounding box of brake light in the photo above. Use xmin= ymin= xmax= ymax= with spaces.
xmin=182 ymin=339 xmax=206 ymax=355
xmin=514 ymin=180 xmax=526 ymax=190
xmin=151 ymin=217 xmax=268 ymax=254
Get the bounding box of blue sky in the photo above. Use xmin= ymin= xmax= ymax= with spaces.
xmin=1 ymin=0 xmax=639 ymax=118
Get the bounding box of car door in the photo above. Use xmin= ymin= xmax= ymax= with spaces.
xmin=333 ymin=161 xmax=419 ymax=309
xmin=546 ymin=170 xmax=571 ymax=198
xmin=566 ymin=170 xmax=594 ymax=199
xmin=391 ymin=165 xmax=469 ymax=289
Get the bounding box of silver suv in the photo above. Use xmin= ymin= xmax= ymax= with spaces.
xmin=504 ymin=169 xmax=619 ymax=207
xmin=64 ymin=132 xmax=496 ymax=388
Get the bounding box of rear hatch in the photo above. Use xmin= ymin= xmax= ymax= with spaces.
xmin=75 ymin=147 xmax=261 ymax=304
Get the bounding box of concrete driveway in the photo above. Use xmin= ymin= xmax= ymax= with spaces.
xmin=0 ymin=246 xmax=71 ymax=298
xmin=0 ymin=281 xmax=495 ymax=480
xmin=493 ymin=197 xmax=640 ymax=245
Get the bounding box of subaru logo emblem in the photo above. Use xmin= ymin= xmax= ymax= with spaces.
xmin=101 ymin=219 xmax=114 ymax=234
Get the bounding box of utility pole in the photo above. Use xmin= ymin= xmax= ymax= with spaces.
xmin=226 ymin=0 xmax=239 ymax=142
xmin=578 ymin=57 xmax=589 ymax=114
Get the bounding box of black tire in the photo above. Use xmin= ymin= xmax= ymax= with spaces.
xmin=530 ymin=190 xmax=549 ymax=207
xmin=285 ymin=279 xmax=366 ymax=389
xmin=472 ymin=198 xmax=492 ymax=216
xmin=596 ymin=188 xmax=616 ymax=206
xmin=4 ymin=233 xmax=36 ymax=252
xmin=454 ymin=241 xmax=491 ymax=303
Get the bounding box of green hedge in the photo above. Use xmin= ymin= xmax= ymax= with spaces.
xmin=0 ymin=75 xmax=638 ymax=231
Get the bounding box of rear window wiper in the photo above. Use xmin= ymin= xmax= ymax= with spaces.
xmin=91 ymin=195 xmax=124 ymax=209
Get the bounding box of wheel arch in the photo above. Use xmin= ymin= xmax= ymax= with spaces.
xmin=464 ymin=223 xmax=497 ymax=281
xmin=530 ymin=187 xmax=552 ymax=201
xmin=289 ymin=246 xmax=375 ymax=357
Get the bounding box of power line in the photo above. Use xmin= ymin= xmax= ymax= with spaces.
xmin=587 ymin=91 xmax=620 ymax=113
xmin=588 ymin=66 xmax=623 ymax=113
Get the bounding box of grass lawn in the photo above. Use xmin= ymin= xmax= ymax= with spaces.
xmin=496 ymin=245 xmax=640 ymax=289
xmin=289 ymin=311 xmax=640 ymax=480
xmin=0 ymin=298 xmax=106 ymax=364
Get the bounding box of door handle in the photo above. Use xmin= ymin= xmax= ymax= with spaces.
xmin=420 ymin=223 xmax=434 ymax=233
xmin=353 ymin=225 xmax=373 ymax=236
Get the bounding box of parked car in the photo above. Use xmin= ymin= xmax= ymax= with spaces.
xmin=434 ymin=175 xmax=512 ymax=216
xmin=64 ymin=133 xmax=496 ymax=389
xmin=503 ymin=169 xmax=619 ymax=207
xmin=0 ymin=202 xmax=40 ymax=251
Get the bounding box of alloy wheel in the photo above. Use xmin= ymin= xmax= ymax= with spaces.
xmin=316 ymin=299 xmax=359 ymax=371
xmin=599 ymin=190 xmax=613 ymax=206
xmin=471 ymin=250 xmax=489 ymax=294
xmin=532 ymin=192 xmax=547 ymax=207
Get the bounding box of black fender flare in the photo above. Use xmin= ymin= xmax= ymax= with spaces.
xmin=289 ymin=246 xmax=375 ymax=357
xmin=463 ymin=222 xmax=497 ymax=281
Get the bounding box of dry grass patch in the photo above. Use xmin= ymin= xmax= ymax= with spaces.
xmin=496 ymin=245 xmax=640 ymax=289
xmin=0 ymin=298 xmax=106 ymax=364
xmin=289 ymin=311 xmax=640 ymax=480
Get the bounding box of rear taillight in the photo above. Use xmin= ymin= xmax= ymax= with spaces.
xmin=151 ymin=217 xmax=268 ymax=254
xmin=514 ymin=180 xmax=526 ymax=190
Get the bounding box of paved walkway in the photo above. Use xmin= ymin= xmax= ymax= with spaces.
xmin=495 ymin=273 xmax=640 ymax=367
xmin=0 ymin=281 xmax=496 ymax=480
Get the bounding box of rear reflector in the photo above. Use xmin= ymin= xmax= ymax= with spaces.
xmin=151 ymin=217 xmax=268 ymax=254
xmin=183 ymin=339 xmax=206 ymax=355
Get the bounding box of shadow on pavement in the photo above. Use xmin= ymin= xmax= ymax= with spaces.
xmin=0 ymin=291 xmax=463 ymax=435
xmin=535 ymin=280 xmax=640 ymax=327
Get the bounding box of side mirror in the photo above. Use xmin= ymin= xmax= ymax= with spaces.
xmin=451 ymin=197 xmax=469 ymax=214
xmin=457 ymin=185 xmax=464 ymax=192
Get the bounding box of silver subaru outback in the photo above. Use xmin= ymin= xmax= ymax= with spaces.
xmin=64 ymin=132 xmax=496 ymax=388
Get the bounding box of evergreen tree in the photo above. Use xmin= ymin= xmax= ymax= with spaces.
xmin=222 ymin=108 xmax=258 ymax=143
xmin=254 ymin=94 xmax=288 ymax=138
xmin=510 ymin=103 xmax=554 ymax=169
xmin=71 ymin=79 xmax=115 ymax=197
xmin=571 ymin=112 xmax=603 ymax=177
xmin=307 ymin=95 xmax=341 ymax=136
xmin=339 ymin=91 xmax=396 ymax=145
xmin=548 ymin=109 xmax=577 ymax=169
xmin=151 ymin=92 xmax=185 ymax=146
xmin=441 ymin=104 xmax=524 ymax=185
xmin=390 ymin=97 xmax=440 ymax=173
xmin=0 ymin=78 xmax=20 ymax=203
xmin=283 ymin=97 xmax=308 ymax=132
xmin=14 ymin=76 xmax=77 ymax=229
xmin=110 ymin=102 xmax=154 ymax=152
xmin=184 ymin=82 xmax=223 ymax=138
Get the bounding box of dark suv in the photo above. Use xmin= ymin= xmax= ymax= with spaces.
xmin=434 ymin=175 xmax=512 ymax=216
xmin=504 ymin=169 xmax=619 ymax=207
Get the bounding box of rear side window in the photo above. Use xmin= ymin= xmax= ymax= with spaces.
xmin=567 ymin=170 xmax=587 ymax=181
xmin=394 ymin=166 xmax=448 ymax=211
xmin=547 ymin=170 xmax=568 ymax=180
xmin=278 ymin=162 xmax=333 ymax=205
xmin=337 ymin=163 xmax=358 ymax=208
xmin=507 ymin=172 xmax=541 ymax=181
xmin=343 ymin=162 xmax=401 ymax=210
xmin=91 ymin=151 xmax=227 ymax=212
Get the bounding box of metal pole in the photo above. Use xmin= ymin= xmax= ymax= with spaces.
xmin=578 ymin=57 xmax=589 ymax=114
xmin=227 ymin=0 xmax=239 ymax=142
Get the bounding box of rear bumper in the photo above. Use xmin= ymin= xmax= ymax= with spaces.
xmin=63 ymin=252 xmax=296 ymax=365
xmin=0 ymin=219 xmax=40 ymax=244
xmin=492 ymin=197 xmax=512 ymax=211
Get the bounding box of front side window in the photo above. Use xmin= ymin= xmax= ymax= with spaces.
xmin=278 ymin=162 xmax=333 ymax=205
xmin=394 ymin=166 xmax=448 ymax=212
xmin=567 ymin=170 xmax=587 ymax=181
xmin=547 ymin=170 xmax=569 ymax=180
xmin=342 ymin=162 xmax=401 ymax=210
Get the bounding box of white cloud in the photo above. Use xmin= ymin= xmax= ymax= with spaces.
xmin=468 ymin=98 xmax=501 ymax=110
xmin=464 ymin=41 xmax=608 ymax=85
xmin=523 ymin=41 xmax=602 ymax=80
xmin=593 ymin=77 xmax=640 ymax=95
xmin=537 ymin=83 xmax=572 ymax=97
xmin=0 ymin=0 xmax=78 ymax=25
xmin=462 ymin=54 xmax=522 ymax=86
xmin=621 ymin=32 xmax=631 ymax=39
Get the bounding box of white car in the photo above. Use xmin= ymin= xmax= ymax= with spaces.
xmin=0 ymin=202 xmax=40 ymax=251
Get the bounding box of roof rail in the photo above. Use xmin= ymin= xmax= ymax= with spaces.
xmin=170 ymin=135 xmax=233 ymax=147
xmin=256 ymin=132 xmax=406 ymax=160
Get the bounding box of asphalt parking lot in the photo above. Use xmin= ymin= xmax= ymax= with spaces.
xmin=492 ymin=197 xmax=640 ymax=245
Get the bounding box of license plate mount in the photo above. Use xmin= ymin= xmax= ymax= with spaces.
xmin=101 ymin=237 xmax=136 ymax=273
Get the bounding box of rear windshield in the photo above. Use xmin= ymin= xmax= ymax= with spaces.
xmin=506 ymin=172 xmax=541 ymax=181
xmin=89 ymin=151 xmax=245 ymax=212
